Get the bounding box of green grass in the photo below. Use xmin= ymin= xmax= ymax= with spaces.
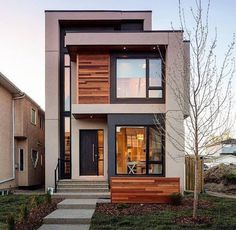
xmin=91 ymin=194 xmax=236 ymax=230
xmin=0 ymin=194 xmax=46 ymax=229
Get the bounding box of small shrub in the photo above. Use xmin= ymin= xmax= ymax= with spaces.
xmin=19 ymin=204 xmax=29 ymax=223
xmin=46 ymin=190 xmax=52 ymax=204
xmin=117 ymin=203 xmax=130 ymax=210
xmin=169 ymin=193 xmax=183 ymax=206
xmin=30 ymin=195 xmax=40 ymax=208
xmin=6 ymin=213 xmax=15 ymax=230
xmin=223 ymin=173 xmax=236 ymax=185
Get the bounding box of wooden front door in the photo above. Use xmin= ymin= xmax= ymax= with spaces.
xmin=80 ymin=130 xmax=98 ymax=175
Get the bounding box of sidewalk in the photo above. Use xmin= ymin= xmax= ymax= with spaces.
xmin=206 ymin=191 xmax=236 ymax=199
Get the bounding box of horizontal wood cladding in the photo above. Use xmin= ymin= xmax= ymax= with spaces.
xmin=111 ymin=177 xmax=180 ymax=203
xmin=77 ymin=54 xmax=110 ymax=104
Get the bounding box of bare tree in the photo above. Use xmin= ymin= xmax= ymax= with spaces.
xmin=155 ymin=0 xmax=235 ymax=218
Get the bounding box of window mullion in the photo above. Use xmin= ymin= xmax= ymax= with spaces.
xmin=146 ymin=126 xmax=149 ymax=174
xmin=146 ymin=59 xmax=149 ymax=98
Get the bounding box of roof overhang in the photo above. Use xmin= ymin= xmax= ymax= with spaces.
xmin=65 ymin=31 xmax=182 ymax=61
xmin=72 ymin=104 xmax=165 ymax=119
xmin=0 ymin=72 xmax=23 ymax=96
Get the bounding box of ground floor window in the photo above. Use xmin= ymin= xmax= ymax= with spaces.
xmin=116 ymin=126 xmax=164 ymax=175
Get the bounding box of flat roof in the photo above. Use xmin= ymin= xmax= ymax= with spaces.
xmin=45 ymin=10 xmax=152 ymax=13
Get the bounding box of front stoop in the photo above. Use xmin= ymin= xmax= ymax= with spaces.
xmin=53 ymin=192 xmax=110 ymax=199
xmin=39 ymin=180 xmax=111 ymax=230
xmin=53 ymin=180 xmax=110 ymax=199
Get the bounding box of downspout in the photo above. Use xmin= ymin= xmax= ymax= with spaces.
xmin=0 ymin=93 xmax=25 ymax=185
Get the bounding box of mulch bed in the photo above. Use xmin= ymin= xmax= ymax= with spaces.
xmin=15 ymin=198 xmax=62 ymax=230
xmin=96 ymin=197 xmax=212 ymax=216
xmin=175 ymin=216 xmax=213 ymax=226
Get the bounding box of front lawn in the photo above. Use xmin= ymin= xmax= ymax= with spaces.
xmin=91 ymin=194 xmax=236 ymax=229
xmin=0 ymin=194 xmax=60 ymax=229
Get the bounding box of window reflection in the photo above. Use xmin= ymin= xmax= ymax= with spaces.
xmin=117 ymin=59 xmax=146 ymax=98
xmin=149 ymin=127 xmax=162 ymax=161
xmin=149 ymin=59 xmax=162 ymax=87
xmin=64 ymin=68 xmax=70 ymax=111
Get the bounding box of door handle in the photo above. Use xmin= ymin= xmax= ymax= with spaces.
xmin=92 ymin=144 xmax=95 ymax=162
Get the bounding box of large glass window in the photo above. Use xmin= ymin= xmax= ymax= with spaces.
xmin=149 ymin=59 xmax=162 ymax=87
xmin=116 ymin=126 xmax=146 ymax=174
xmin=117 ymin=59 xmax=146 ymax=98
xmin=116 ymin=126 xmax=164 ymax=175
xmin=116 ymin=58 xmax=163 ymax=99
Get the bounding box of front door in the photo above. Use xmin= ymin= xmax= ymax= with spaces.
xmin=80 ymin=130 xmax=98 ymax=175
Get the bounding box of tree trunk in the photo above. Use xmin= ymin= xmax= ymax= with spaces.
xmin=193 ymin=156 xmax=199 ymax=218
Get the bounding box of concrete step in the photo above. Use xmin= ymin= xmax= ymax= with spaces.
xmin=57 ymin=199 xmax=97 ymax=209
xmin=43 ymin=209 xmax=94 ymax=225
xmin=58 ymin=180 xmax=108 ymax=185
xmin=57 ymin=183 xmax=109 ymax=188
xmin=57 ymin=187 xmax=109 ymax=193
xmin=53 ymin=192 xmax=110 ymax=199
xmin=38 ymin=224 xmax=90 ymax=230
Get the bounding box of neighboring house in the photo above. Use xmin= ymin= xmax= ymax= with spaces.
xmin=205 ymin=138 xmax=236 ymax=167
xmin=0 ymin=73 xmax=45 ymax=190
xmin=45 ymin=11 xmax=190 ymax=192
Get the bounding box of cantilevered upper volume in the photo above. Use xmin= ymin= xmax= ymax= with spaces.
xmin=45 ymin=10 xmax=190 ymax=196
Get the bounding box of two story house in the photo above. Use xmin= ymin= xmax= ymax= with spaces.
xmin=45 ymin=11 xmax=189 ymax=193
xmin=0 ymin=72 xmax=45 ymax=190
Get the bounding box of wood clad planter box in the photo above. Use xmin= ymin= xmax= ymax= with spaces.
xmin=111 ymin=177 xmax=180 ymax=203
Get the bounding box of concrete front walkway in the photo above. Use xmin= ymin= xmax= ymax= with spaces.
xmin=206 ymin=191 xmax=236 ymax=199
xmin=38 ymin=199 xmax=109 ymax=230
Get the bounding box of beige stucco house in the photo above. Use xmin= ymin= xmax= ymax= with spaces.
xmin=0 ymin=72 xmax=45 ymax=190
xmin=45 ymin=11 xmax=189 ymax=194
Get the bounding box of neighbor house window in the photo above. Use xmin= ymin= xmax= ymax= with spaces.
xmin=31 ymin=108 xmax=36 ymax=125
xmin=116 ymin=126 xmax=164 ymax=175
xmin=116 ymin=57 xmax=163 ymax=99
xmin=19 ymin=149 xmax=24 ymax=171
xmin=31 ymin=150 xmax=39 ymax=168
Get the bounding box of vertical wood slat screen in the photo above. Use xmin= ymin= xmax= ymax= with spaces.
xmin=77 ymin=54 xmax=110 ymax=104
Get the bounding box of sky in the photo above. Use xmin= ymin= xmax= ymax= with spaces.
xmin=0 ymin=0 xmax=235 ymax=110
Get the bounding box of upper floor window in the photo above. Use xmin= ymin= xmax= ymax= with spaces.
xmin=39 ymin=116 xmax=44 ymax=130
xmin=31 ymin=108 xmax=36 ymax=125
xmin=115 ymin=57 xmax=164 ymax=102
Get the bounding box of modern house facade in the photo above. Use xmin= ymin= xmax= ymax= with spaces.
xmin=45 ymin=11 xmax=190 ymax=192
xmin=0 ymin=73 xmax=45 ymax=190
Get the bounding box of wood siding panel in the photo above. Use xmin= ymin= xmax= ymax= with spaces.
xmin=111 ymin=177 xmax=180 ymax=203
xmin=77 ymin=54 xmax=110 ymax=104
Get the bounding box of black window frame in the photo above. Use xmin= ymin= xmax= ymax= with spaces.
xmin=110 ymin=53 xmax=165 ymax=104
xmin=115 ymin=125 xmax=165 ymax=176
